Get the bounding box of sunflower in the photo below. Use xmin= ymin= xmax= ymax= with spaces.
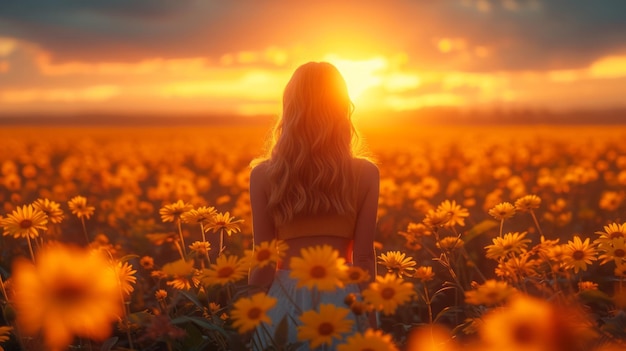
xmin=162 ymin=259 xmax=198 ymax=290
xmin=201 ymin=254 xmax=247 ymax=286
xmin=436 ymin=200 xmax=469 ymax=227
xmin=155 ymin=289 xmax=168 ymax=302
xmin=578 ymin=281 xmax=599 ymax=291
xmin=495 ymin=254 xmax=539 ymax=283
xmin=594 ymin=222 xmax=626 ymax=246
xmin=480 ymin=295 xmax=561 ymax=351
xmin=230 ymin=292 xmax=276 ymax=334
xmin=436 ymin=236 xmax=464 ymax=251
xmin=488 ymin=202 xmax=516 ymax=220
xmin=1 ymin=204 xmax=48 ymax=239
xmin=11 ymin=243 xmax=122 ymax=350
xmin=563 ymin=236 xmax=597 ymax=274
xmin=514 ymin=195 xmax=542 ymax=212
xmin=465 ymin=279 xmax=517 ymax=306
xmin=114 ymin=261 xmax=137 ymax=297
xmin=180 ymin=206 xmax=217 ymax=225
xmin=337 ymin=328 xmax=398 ymax=351
xmin=377 ymin=251 xmax=416 ymax=277
xmin=204 ymin=211 xmax=244 ymax=236
xmin=597 ymin=237 xmax=626 ymax=265
xmin=243 ymin=239 xmax=287 ymax=269
xmin=32 ymin=198 xmax=64 ymax=224
xmin=289 ymin=245 xmax=347 ymax=291
xmin=342 ymin=266 xmax=371 ymax=285
xmin=159 ymin=200 xmax=193 ymax=223
xmin=362 ymin=274 xmax=415 ymax=315
xmin=485 ymin=232 xmax=532 ymax=260
xmin=140 ymin=256 xmax=155 ymax=270
xmin=189 ymin=240 xmax=211 ymax=257
xmin=413 ymin=266 xmax=435 ymax=282
xmin=297 ymin=303 xmax=354 ymax=349
xmin=422 ymin=209 xmax=452 ymax=228
xmin=68 ymin=195 xmax=95 ymax=219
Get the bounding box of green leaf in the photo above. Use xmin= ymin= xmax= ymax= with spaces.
xmin=119 ymin=254 xmax=140 ymax=263
xmin=464 ymin=219 xmax=499 ymax=243
xmin=172 ymin=316 xmax=229 ymax=338
xmin=178 ymin=290 xmax=203 ymax=309
xmin=274 ymin=315 xmax=289 ymax=346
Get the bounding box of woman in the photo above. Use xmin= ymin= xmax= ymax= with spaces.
xmin=248 ymin=61 xmax=379 ymax=350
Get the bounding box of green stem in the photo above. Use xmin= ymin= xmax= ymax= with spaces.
xmin=26 ymin=236 xmax=36 ymax=263
xmin=529 ymin=210 xmax=544 ymax=237
xmin=177 ymin=219 xmax=187 ymax=256
xmin=423 ymin=284 xmax=433 ymax=324
xmin=81 ymin=217 xmax=89 ymax=243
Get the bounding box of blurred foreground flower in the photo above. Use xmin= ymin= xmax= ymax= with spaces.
xmin=11 ymin=243 xmax=122 ymax=350
xmin=297 ymin=303 xmax=354 ymax=349
xmin=243 ymin=239 xmax=287 ymax=269
xmin=230 ymin=292 xmax=276 ymax=334
xmin=338 ymin=328 xmax=399 ymax=351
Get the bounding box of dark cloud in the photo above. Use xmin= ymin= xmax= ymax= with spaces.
xmin=1 ymin=0 xmax=625 ymax=70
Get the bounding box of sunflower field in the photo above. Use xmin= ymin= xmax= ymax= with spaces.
xmin=1 ymin=123 xmax=626 ymax=351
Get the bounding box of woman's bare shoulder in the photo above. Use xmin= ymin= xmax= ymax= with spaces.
xmin=250 ymin=160 xmax=270 ymax=184
xmin=353 ymin=158 xmax=379 ymax=183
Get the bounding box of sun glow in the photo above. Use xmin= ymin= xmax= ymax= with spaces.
xmin=322 ymin=55 xmax=387 ymax=101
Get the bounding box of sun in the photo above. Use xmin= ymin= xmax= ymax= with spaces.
xmin=322 ymin=54 xmax=387 ymax=101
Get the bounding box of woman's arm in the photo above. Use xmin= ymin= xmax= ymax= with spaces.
xmin=248 ymin=163 xmax=277 ymax=293
xmin=352 ymin=160 xmax=380 ymax=327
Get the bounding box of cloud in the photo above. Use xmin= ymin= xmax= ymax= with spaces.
xmin=1 ymin=0 xmax=625 ymax=72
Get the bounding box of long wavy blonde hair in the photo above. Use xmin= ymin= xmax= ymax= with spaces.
xmin=254 ymin=61 xmax=364 ymax=226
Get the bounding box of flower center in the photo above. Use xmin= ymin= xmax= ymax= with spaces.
xmin=310 ymin=266 xmax=327 ymax=279
xmin=349 ymin=271 xmax=361 ymax=281
xmin=217 ymin=266 xmax=235 ymax=278
xmin=609 ymin=232 xmax=624 ymax=239
xmin=19 ymin=219 xmax=32 ymax=229
xmin=53 ymin=280 xmax=87 ymax=303
xmin=615 ymin=249 xmax=626 ymax=258
xmin=381 ymin=287 xmax=395 ymax=300
xmin=256 ymin=249 xmax=271 ymax=261
xmin=317 ymin=322 xmax=334 ymax=336
xmin=247 ymin=307 xmax=262 ymax=320
xmin=512 ymin=323 xmax=536 ymax=345
xmin=572 ymin=250 xmax=585 ymax=260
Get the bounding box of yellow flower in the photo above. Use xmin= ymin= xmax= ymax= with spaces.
xmin=465 ymin=279 xmax=517 ymax=306
xmin=480 ymin=295 xmax=562 ymax=351
xmin=289 ymin=245 xmax=347 ymax=291
xmin=436 ymin=200 xmax=469 ymax=227
xmin=338 ymin=328 xmax=398 ymax=351
xmin=33 ymin=198 xmax=64 ymax=224
xmin=342 ymin=266 xmax=371 ymax=285
xmin=243 ymin=239 xmax=287 ymax=269
xmin=159 ymin=200 xmax=193 ymax=223
xmin=140 ymin=256 xmax=154 ymax=270
xmin=413 ymin=266 xmax=435 ymax=282
xmin=563 ymin=236 xmax=597 ymax=274
xmin=597 ymin=237 xmax=626 ymax=265
xmin=11 ymin=243 xmax=122 ymax=350
xmin=485 ymin=231 xmax=532 ymax=260
xmin=204 ymin=211 xmax=243 ymax=236
xmin=488 ymin=202 xmax=516 ymax=220
xmin=155 ymin=289 xmax=168 ymax=302
xmin=377 ymin=251 xmax=416 ymax=277
xmin=162 ymin=259 xmax=197 ymax=290
xmin=230 ymin=292 xmax=276 ymax=334
xmin=189 ymin=240 xmax=211 ymax=256
xmin=436 ymin=236 xmax=464 ymax=251
xmin=422 ymin=209 xmax=452 ymax=228
xmin=68 ymin=195 xmax=95 ymax=219
xmin=1 ymin=204 xmax=47 ymax=239
xmin=594 ymin=222 xmax=626 ymax=246
xmin=362 ymin=274 xmax=415 ymax=315
xmin=495 ymin=254 xmax=539 ymax=283
xmin=201 ymin=254 xmax=247 ymax=286
xmin=514 ymin=195 xmax=541 ymax=212
xmin=114 ymin=261 xmax=137 ymax=297
xmin=578 ymin=281 xmax=599 ymax=291
xmin=180 ymin=206 xmax=216 ymax=224
xmin=297 ymin=304 xmax=354 ymax=349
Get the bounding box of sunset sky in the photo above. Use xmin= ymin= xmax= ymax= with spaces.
xmin=1 ymin=0 xmax=626 ymax=119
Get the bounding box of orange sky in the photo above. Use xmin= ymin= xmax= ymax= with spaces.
xmin=1 ymin=0 xmax=626 ymax=119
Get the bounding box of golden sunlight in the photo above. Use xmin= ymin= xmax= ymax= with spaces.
xmin=322 ymin=54 xmax=387 ymax=101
